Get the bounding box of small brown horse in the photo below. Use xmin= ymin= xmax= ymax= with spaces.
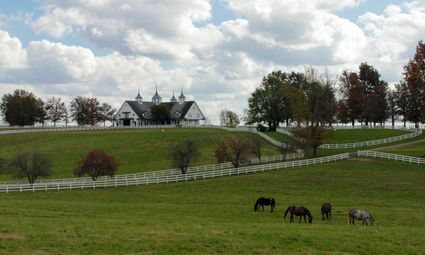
xmin=254 ymin=197 xmax=276 ymax=212
xmin=284 ymin=206 xmax=313 ymax=223
xmin=321 ymin=203 xmax=332 ymax=220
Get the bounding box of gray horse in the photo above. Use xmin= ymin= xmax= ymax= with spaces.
xmin=348 ymin=209 xmax=375 ymax=226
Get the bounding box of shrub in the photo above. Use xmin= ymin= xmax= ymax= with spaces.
xmin=74 ymin=150 xmax=118 ymax=181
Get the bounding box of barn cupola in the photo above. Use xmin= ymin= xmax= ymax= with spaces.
xmin=135 ymin=89 xmax=142 ymax=103
xmin=178 ymin=89 xmax=186 ymax=105
xmin=170 ymin=90 xmax=177 ymax=103
xmin=152 ymin=86 xmax=162 ymax=105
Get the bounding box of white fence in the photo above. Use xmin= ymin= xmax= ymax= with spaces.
xmin=0 ymin=153 xmax=303 ymax=185
xmin=358 ymin=150 xmax=425 ymax=164
xmin=319 ymin=130 xmax=423 ymax=149
xmin=0 ymin=153 xmax=349 ymax=193
xmin=0 ymin=124 xmax=210 ymax=135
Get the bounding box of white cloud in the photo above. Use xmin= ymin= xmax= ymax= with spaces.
xmin=0 ymin=30 xmax=27 ymax=68
xmin=1 ymin=0 xmax=425 ymax=125
xmin=359 ymin=1 xmax=425 ymax=81
xmin=32 ymin=0 xmax=222 ymax=62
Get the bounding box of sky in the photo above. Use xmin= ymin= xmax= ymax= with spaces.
xmin=0 ymin=0 xmax=424 ymax=124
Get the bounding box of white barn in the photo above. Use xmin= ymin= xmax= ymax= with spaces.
xmin=115 ymin=89 xmax=205 ymax=126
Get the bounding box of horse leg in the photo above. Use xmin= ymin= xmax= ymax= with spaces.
xmin=262 ymin=205 xmax=264 ymax=212
xmin=304 ymin=215 xmax=306 ymax=223
xmin=290 ymin=214 xmax=294 ymax=223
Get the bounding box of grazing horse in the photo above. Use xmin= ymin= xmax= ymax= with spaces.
xmin=284 ymin=206 xmax=313 ymax=223
xmin=321 ymin=203 xmax=332 ymax=221
xmin=254 ymin=197 xmax=276 ymax=212
xmin=348 ymin=209 xmax=375 ymax=226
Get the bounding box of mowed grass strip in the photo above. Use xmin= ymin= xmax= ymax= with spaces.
xmin=0 ymin=128 xmax=280 ymax=180
xmin=323 ymin=129 xmax=410 ymax=144
xmin=0 ymin=159 xmax=424 ymax=254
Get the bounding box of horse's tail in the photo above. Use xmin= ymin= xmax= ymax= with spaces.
xmin=284 ymin=207 xmax=290 ymax=219
xmin=254 ymin=200 xmax=259 ymax=212
xmin=271 ymin=198 xmax=276 ymax=210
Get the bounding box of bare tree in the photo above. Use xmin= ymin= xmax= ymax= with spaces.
xmin=249 ymin=136 xmax=262 ymax=163
xmin=215 ymin=136 xmax=252 ymax=168
xmin=4 ymin=151 xmax=52 ymax=184
xmin=98 ymin=103 xmax=116 ymax=126
xmin=171 ymin=139 xmax=198 ymax=174
xmin=46 ymin=96 xmax=67 ymax=126
xmin=220 ymin=109 xmax=240 ymax=127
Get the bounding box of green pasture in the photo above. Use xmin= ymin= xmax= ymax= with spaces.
xmin=323 ymin=128 xmax=409 ymax=144
xmin=264 ymin=131 xmax=295 ymax=143
xmin=0 ymin=159 xmax=424 ymax=254
xmin=378 ymin=140 xmax=425 ymax=157
xmin=0 ymin=128 xmax=280 ymax=180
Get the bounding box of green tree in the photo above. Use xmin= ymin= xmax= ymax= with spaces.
xmin=339 ymin=71 xmax=365 ymax=126
xmin=358 ymin=63 xmax=388 ymax=125
xmin=70 ymin=97 xmax=100 ymax=126
xmin=395 ymin=82 xmax=410 ymax=127
xmin=288 ymin=68 xmax=336 ymax=157
xmin=4 ymin=151 xmax=52 ymax=184
xmin=387 ymin=90 xmax=399 ymax=127
xmin=151 ymin=104 xmax=171 ymax=124
xmin=0 ymin=89 xmax=44 ymax=126
xmin=247 ymin=71 xmax=303 ymax=130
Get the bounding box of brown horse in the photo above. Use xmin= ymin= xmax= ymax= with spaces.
xmin=321 ymin=203 xmax=332 ymax=220
xmin=284 ymin=206 xmax=313 ymax=223
xmin=254 ymin=197 xmax=276 ymax=212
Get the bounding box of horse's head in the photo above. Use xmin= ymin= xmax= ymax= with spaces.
xmin=369 ymin=214 xmax=375 ymax=225
xmin=309 ymin=215 xmax=313 ymax=224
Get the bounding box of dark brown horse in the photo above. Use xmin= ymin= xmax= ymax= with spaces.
xmin=254 ymin=197 xmax=276 ymax=212
xmin=321 ymin=203 xmax=332 ymax=220
xmin=284 ymin=206 xmax=313 ymax=223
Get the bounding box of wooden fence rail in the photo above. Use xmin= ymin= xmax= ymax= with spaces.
xmin=357 ymin=151 xmax=425 ymax=164
xmin=0 ymin=153 xmax=349 ymax=193
xmin=0 ymin=153 xmax=303 ymax=185
xmin=320 ymin=130 xmax=422 ymax=149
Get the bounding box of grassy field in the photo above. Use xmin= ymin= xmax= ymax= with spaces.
xmin=265 ymin=131 xmax=295 ymax=143
xmin=0 ymin=128 xmax=280 ymax=180
xmin=0 ymin=159 xmax=424 ymax=254
xmin=378 ymin=140 xmax=425 ymax=157
xmin=323 ymin=129 xmax=409 ymax=144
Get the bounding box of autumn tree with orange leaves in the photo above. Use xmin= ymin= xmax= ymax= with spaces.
xmin=400 ymin=41 xmax=425 ymax=128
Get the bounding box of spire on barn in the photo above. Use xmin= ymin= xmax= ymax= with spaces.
xmin=135 ymin=89 xmax=142 ymax=103
xmin=178 ymin=89 xmax=186 ymax=105
xmin=170 ymin=90 xmax=177 ymax=103
xmin=152 ymin=84 xmax=162 ymax=105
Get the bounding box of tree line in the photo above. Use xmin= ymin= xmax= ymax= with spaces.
xmin=0 ymin=91 xmax=116 ymax=126
xmin=247 ymin=41 xmax=425 ymax=130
